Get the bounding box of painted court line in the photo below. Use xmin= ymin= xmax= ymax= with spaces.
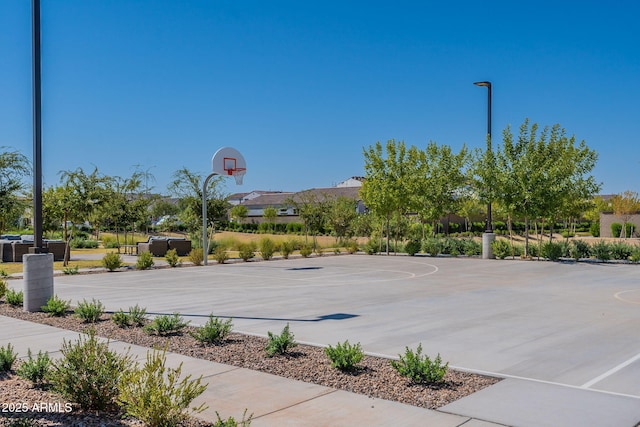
xmin=581 ymin=352 xmax=640 ymax=389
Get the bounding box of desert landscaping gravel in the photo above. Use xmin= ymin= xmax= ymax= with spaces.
xmin=0 ymin=299 xmax=499 ymax=426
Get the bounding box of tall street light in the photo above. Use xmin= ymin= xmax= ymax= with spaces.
xmin=474 ymin=81 xmax=495 ymax=259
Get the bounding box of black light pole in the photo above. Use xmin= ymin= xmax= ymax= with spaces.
xmin=32 ymin=0 xmax=43 ymax=253
xmin=474 ymin=81 xmax=493 ymax=233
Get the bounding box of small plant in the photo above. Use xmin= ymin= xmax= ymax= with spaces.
xmin=490 ymin=239 xmax=511 ymax=259
xmin=0 ymin=268 xmax=8 ymax=278
xmin=129 ymin=304 xmax=148 ymax=326
xmin=265 ymin=323 xmax=297 ymax=357
xmin=190 ymin=315 xmax=233 ymax=344
xmin=541 ymin=241 xmax=563 ymax=261
xmin=325 ymin=340 xmax=364 ymax=372
xmin=630 ymin=248 xmax=640 ymax=263
xmin=62 ymin=264 xmax=79 ymax=275
xmin=214 ymin=246 xmax=229 ymax=264
xmin=102 ymin=252 xmax=123 ymax=271
xmin=391 ymin=343 xmax=448 ymax=385
xmin=404 ymin=239 xmax=421 ymax=256
xmin=592 ymin=240 xmax=611 ymax=261
xmin=16 ymin=349 xmax=50 ymax=384
xmin=118 ymin=346 xmax=207 ymax=427
xmin=189 ymin=248 xmax=204 ymax=266
xmin=610 ymin=242 xmax=633 ymax=261
xmin=259 ymin=237 xmax=275 ymax=260
xmin=6 ymin=288 xmax=24 ymax=307
xmin=165 ymin=248 xmax=181 ymax=267
xmin=0 ymin=278 xmax=7 ymax=300
xmin=213 ymin=409 xmax=254 ymax=427
xmin=48 ymin=329 xmax=133 ymax=410
xmin=136 ymin=250 xmax=155 ymax=270
xmin=570 ymin=240 xmax=591 ymax=260
xmin=280 ymin=240 xmax=294 ymax=259
xmin=345 ymin=240 xmax=359 ymax=254
xmin=422 ymin=238 xmax=442 ymax=257
xmin=299 ymin=245 xmax=312 ymax=258
xmin=0 ymin=343 xmax=17 ymax=371
xmin=144 ymin=313 xmax=190 ymax=336
xmin=238 ymin=243 xmax=255 ymax=262
xmin=112 ymin=309 xmax=132 ymax=328
xmin=41 ymin=295 xmax=71 ymax=317
xmin=75 ymin=298 xmax=105 ymax=323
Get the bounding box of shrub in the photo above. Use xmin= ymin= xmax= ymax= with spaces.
xmin=541 ymin=241 xmax=563 ymax=261
xmin=189 ymin=248 xmax=204 ymax=266
xmin=137 ymin=251 xmax=155 ymax=270
xmin=102 ymin=252 xmax=123 ymax=271
xmin=422 ymin=238 xmax=442 ymax=257
xmin=75 ymin=298 xmax=105 ymax=323
xmin=165 ymin=248 xmax=181 ymax=267
xmin=390 ymin=343 xmax=448 ymax=384
xmin=129 ymin=304 xmax=148 ymax=326
xmin=265 ymin=323 xmax=297 ymax=357
xmin=364 ymin=239 xmax=380 ymax=255
xmin=62 ymin=264 xmax=79 ymax=275
xmin=570 ymin=240 xmax=591 ymax=260
xmin=6 ymin=288 xmax=23 ymax=307
xmin=16 ymin=349 xmax=50 ymax=384
xmin=191 ymin=315 xmax=233 ymax=344
xmin=214 ymin=247 xmax=229 ymax=264
xmin=299 ymin=245 xmax=312 ymax=258
xmin=280 ymin=240 xmax=294 ymax=259
xmin=118 ymin=347 xmax=207 ymax=427
xmin=462 ymin=239 xmax=481 ymax=256
xmin=610 ymin=242 xmax=633 ymax=260
xmin=0 ymin=279 xmax=6 ymax=300
xmin=0 ymin=343 xmax=17 ymax=371
xmin=490 ymin=239 xmax=511 ymax=259
xmin=49 ymin=329 xmax=132 ymax=411
xmin=625 ymin=222 xmax=635 ymax=238
xmin=345 ymin=240 xmax=359 ymax=254
xmin=112 ymin=310 xmax=132 ymax=328
xmin=630 ymin=248 xmax=640 ymax=263
xmin=213 ymin=409 xmax=254 ymax=427
xmin=404 ymin=239 xmax=421 ymax=256
xmin=70 ymin=237 xmax=99 ymax=249
xmin=611 ymin=222 xmax=623 ymax=238
xmin=592 ymin=240 xmax=611 ymax=261
xmin=589 ymin=221 xmax=600 ymax=237
xmin=144 ymin=313 xmax=190 ymax=336
xmin=325 ymin=340 xmax=364 ymax=372
xmin=238 ymin=243 xmax=255 ymax=262
xmin=259 ymin=237 xmax=275 ymax=260
xmin=41 ymin=295 xmax=71 ymax=317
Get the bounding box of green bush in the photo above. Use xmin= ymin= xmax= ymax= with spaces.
xmin=62 ymin=264 xmax=79 ymax=275
xmin=213 ymin=409 xmax=253 ymax=427
xmin=144 ymin=313 xmax=190 ymax=336
xmin=625 ymin=222 xmax=635 ymax=238
xmin=49 ymin=329 xmax=133 ymax=410
xmin=630 ymin=248 xmax=640 ymax=263
xmin=0 ymin=279 xmax=6 ymax=300
xmin=112 ymin=304 xmax=148 ymax=328
xmin=462 ymin=239 xmax=481 ymax=256
xmin=610 ymin=242 xmax=633 ymax=260
xmin=112 ymin=310 xmax=132 ymax=328
xmin=238 ymin=243 xmax=255 ymax=262
xmin=611 ymin=222 xmax=623 ymax=238
xmin=102 ymin=252 xmax=123 ymax=271
xmin=490 ymin=239 xmax=511 ymax=259
xmin=541 ymin=241 xmax=563 ymax=261
xmin=589 ymin=221 xmax=600 ymax=237
xmin=299 ymin=245 xmax=312 ymax=258
xmin=75 ymin=298 xmax=105 ymax=323
xmin=259 ymin=237 xmax=275 ymax=260
xmin=390 ymin=343 xmax=448 ymax=384
xmin=265 ymin=323 xmax=297 ymax=357
xmin=165 ymin=248 xmax=181 ymax=267
xmin=280 ymin=240 xmax=294 ymax=259
xmin=570 ymin=240 xmax=591 ymax=260
xmin=189 ymin=248 xmax=204 ymax=266
xmin=325 ymin=340 xmax=364 ymax=372
xmin=6 ymin=288 xmax=23 ymax=307
xmin=422 ymin=238 xmax=442 ymax=257
xmin=592 ymin=240 xmax=611 ymax=261
xmin=137 ymin=251 xmax=155 ymax=270
xmin=345 ymin=239 xmax=359 ymax=254
xmin=0 ymin=343 xmax=17 ymax=371
xmin=191 ymin=315 xmax=233 ymax=344
xmin=16 ymin=349 xmax=50 ymax=384
xmin=69 ymin=237 xmax=99 ymax=249
xmin=41 ymin=295 xmax=71 ymax=317
xmin=404 ymin=239 xmax=421 ymax=256
xmin=364 ymin=238 xmax=380 ymax=255
xmin=118 ymin=347 xmax=207 ymax=427
xmin=214 ymin=247 xmax=229 ymax=264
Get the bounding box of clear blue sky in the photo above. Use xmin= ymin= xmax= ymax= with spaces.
xmin=2 ymin=1 xmax=639 ymax=196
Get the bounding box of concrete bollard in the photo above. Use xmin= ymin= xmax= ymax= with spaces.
xmin=23 ymin=253 xmax=54 ymax=312
xmin=482 ymin=232 xmax=496 ymax=260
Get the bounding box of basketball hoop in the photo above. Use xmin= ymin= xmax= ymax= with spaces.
xmin=222 ymin=156 xmax=246 ymax=184
xmin=212 ymin=147 xmax=247 ymax=185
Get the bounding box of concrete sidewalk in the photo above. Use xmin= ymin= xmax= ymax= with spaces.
xmin=1 ymin=315 xmax=495 ymax=427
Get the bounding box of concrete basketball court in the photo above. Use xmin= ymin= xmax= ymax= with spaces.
xmin=43 ymin=254 xmax=640 ymax=401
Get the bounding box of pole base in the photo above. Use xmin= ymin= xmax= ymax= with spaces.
xmin=23 ymin=253 xmax=54 ymax=312
xmin=482 ymin=232 xmax=496 ymax=260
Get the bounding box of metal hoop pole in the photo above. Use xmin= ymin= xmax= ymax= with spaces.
xmin=202 ymin=172 xmax=217 ymax=265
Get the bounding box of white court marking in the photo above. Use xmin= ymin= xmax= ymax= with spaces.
xmin=581 ymin=352 xmax=640 ymax=389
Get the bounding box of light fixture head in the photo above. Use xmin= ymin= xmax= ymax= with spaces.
xmin=474 ymin=81 xmax=491 ymax=87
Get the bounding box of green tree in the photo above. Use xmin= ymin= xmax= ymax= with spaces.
xmin=288 ymin=192 xmax=327 ymax=249
xmin=360 ymin=140 xmax=410 ymax=254
xmin=167 ymin=168 xmax=228 ymax=247
xmin=263 ymin=206 xmax=277 ymax=233
xmin=326 ymin=196 xmax=358 ymax=243
xmin=229 ymin=204 xmax=248 ymax=225
xmin=0 ymin=148 xmax=30 ymax=233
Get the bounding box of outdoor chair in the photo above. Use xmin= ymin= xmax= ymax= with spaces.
xmin=138 ymin=238 xmax=169 ymax=257
xmin=44 ymin=240 xmax=66 ymax=261
xmin=12 ymin=242 xmax=32 ymax=262
xmin=168 ymin=239 xmax=192 ymax=256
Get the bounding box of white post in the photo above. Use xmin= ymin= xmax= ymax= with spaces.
xmin=202 ymin=173 xmax=217 ymax=265
xmin=23 ymin=253 xmax=54 ymax=312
